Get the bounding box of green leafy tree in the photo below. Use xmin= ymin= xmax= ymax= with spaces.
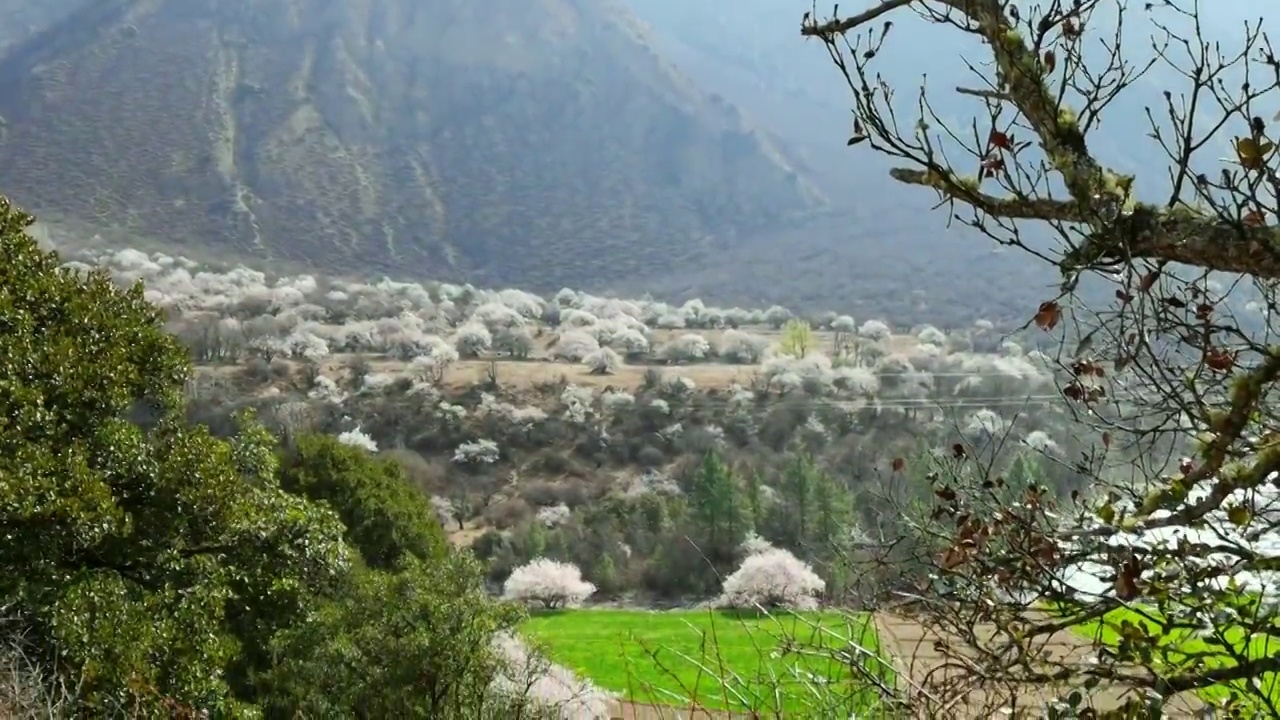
xmin=0 ymin=197 xmax=350 ymax=713
xmin=278 ymin=434 xmax=450 ymax=568
xmin=779 ymin=319 xmax=815 ymax=358
xmin=259 ymin=554 xmax=520 ymax=719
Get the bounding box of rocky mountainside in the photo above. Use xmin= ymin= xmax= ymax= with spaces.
xmin=0 ymin=0 xmax=823 ymax=289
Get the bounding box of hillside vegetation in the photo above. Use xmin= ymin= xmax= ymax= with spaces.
xmin=60 ymin=240 xmax=1170 ymax=608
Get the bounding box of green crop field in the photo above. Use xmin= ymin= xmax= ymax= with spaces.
xmin=520 ymin=608 xmax=893 ymax=716
xmin=1066 ymin=603 xmax=1280 ymax=711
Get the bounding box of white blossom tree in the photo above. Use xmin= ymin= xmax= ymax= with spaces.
xmin=503 ymin=558 xmax=596 ymax=609
xmin=583 ymin=347 xmax=620 ymax=375
xmin=717 ymin=547 xmax=825 ymax=611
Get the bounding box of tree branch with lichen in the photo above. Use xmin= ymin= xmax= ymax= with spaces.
xmin=806 ymin=0 xmax=1280 ymax=281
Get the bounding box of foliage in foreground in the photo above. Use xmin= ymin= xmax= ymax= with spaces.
xmin=0 ymin=196 xmax=520 ymax=716
xmin=804 ymin=0 xmax=1280 ymax=715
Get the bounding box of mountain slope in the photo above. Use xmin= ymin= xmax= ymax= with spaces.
xmin=0 ymin=0 xmax=823 ymax=288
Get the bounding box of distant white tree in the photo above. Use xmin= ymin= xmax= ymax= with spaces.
xmin=717 ymin=547 xmax=825 ymax=611
xmin=609 ymin=327 xmax=650 ymax=358
xmin=917 ymin=325 xmax=947 ymax=347
xmin=471 ymin=301 xmax=526 ymax=330
xmin=601 ymin=390 xmax=635 ymax=413
xmin=452 ymin=321 xmax=492 ymax=358
xmin=494 ymin=327 xmax=535 ymax=359
xmin=536 ymin=503 xmax=572 ymax=528
xmin=431 ymin=495 xmax=457 ymax=529
xmin=583 ymin=346 xmax=621 ymax=375
xmin=503 ymin=558 xmax=596 ymax=609
xmin=763 ymin=305 xmax=793 ymax=329
xmin=965 ymin=408 xmax=1011 ymax=439
xmin=552 ymin=330 xmax=600 ymax=362
xmin=654 ymin=312 xmax=686 ymax=329
xmin=283 ymin=330 xmax=330 ymax=361
xmin=560 ymin=308 xmax=598 ymax=329
xmin=661 ymin=333 xmax=711 ymax=363
xmin=553 ymin=288 xmax=581 ymax=308
xmin=1022 ymin=430 xmax=1062 ymax=455
xmin=411 ymin=336 xmax=460 ymax=382
xmin=831 ymin=315 xmax=857 ymax=334
xmin=453 ymin=438 xmax=500 ymax=464
xmin=858 ymin=320 xmax=891 ymax=342
xmin=718 ymin=330 xmax=768 ymax=364
xmin=337 ymin=426 xmax=378 ymax=452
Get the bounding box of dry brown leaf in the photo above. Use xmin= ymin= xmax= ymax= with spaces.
xmin=1033 ymin=300 xmax=1061 ymax=330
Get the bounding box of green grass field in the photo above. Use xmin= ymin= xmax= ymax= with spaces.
xmin=1064 ymin=603 xmax=1280 ymax=711
xmin=520 ymin=608 xmax=892 ymax=716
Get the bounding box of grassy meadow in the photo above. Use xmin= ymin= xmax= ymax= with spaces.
xmin=520 ymin=608 xmax=893 ymax=716
xmin=1065 ymin=603 xmax=1280 ymax=711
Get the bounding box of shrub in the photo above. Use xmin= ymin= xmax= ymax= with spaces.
xmin=858 ymin=319 xmax=891 ymax=342
xmin=453 ymin=439 xmax=501 ymax=464
xmin=551 ymin=330 xmax=599 ymax=362
xmin=583 ymin=346 xmax=620 ymax=375
xmin=493 ymin=327 xmax=535 ymax=359
xmin=452 ymin=320 xmax=492 ymax=358
xmin=661 ymin=333 xmax=711 ymax=363
xmin=717 ymin=547 xmax=825 ymax=611
xmin=502 ymin=559 xmax=596 ymax=609
xmin=718 ymin=329 xmax=768 ymax=364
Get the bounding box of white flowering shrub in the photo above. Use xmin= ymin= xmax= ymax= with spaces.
xmin=436 ymin=401 xmax=468 ymax=424
xmin=502 ymin=558 xmax=596 ymax=609
xmin=917 ymin=325 xmax=947 ymax=346
xmin=761 ymin=354 xmax=835 ymax=395
xmin=552 ymin=330 xmax=600 ymax=362
xmin=431 ymin=495 xmax=456 ymax=527
xmin=601 ymin=390 xmax=635 ymax=413
xmin=1022 ymin=430 xmax=1061 ymax=455
xmin=478 ymin=393 xmax=548 ymax=428
xmin=471 ymin=301 xmax=526 ymax=330
xmin=664 ymin=376 xmax=696 ymax=397
xmin=965 ymin=408 xmax=1010 ymax=438
xmin=718 ymin=330 xmax=768 ymax=364
xmin=858 ymin=319 xmax=891 ymax=342
xmin=309 ymin=375 xmax=348 ymax=404
xmin=337 ymin=426 xmax=378 ymax=452
xmin=283 ymin=329 xmax=330 ymax=360
xmin=360 ymin=372 xmax=395 ymax=392
xmin=452 ymin=320 xmax=492 ymax=358
xmin=739 ymin=532 xmax=774 ymax=556
xmin=654 ymin=312 xmax=686 ymax=329
xmin=609 ymin=327 xmax=650 ymax=357
xmin=583 ymin=346 xmax=620 ymax=375
xmin=536 ymin=503 xmax=572 ymax=527
xmin=453 ymin=438 xmax=500 ymax=464
xmin=763 ymin=305 xmax=792 ymax=329
xmin=410 ymin=336 xmax=460 ymax=382
xmin=561 ymin=385 xmax=595 ymax=424
xmin=717 ymin=547 xmax=825 ymax=611
xmin=833 ymin=365 xmax=880 ymax=396
xmin=559 ymin=308 xmax=598 ymax=329
xmin=662 ymin=333 xmax=711 ymax=363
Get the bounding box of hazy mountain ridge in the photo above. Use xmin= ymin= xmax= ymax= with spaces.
xmin=0 ymin=0 xmax=822 ymax=290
